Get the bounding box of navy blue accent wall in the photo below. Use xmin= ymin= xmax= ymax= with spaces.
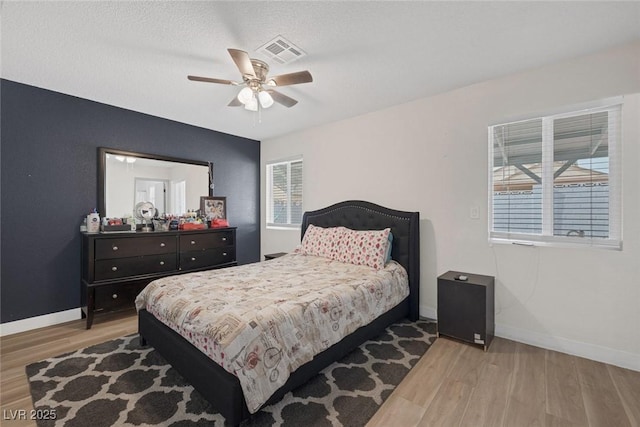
xmin=0 ymin=79 xmax=260 ymax=323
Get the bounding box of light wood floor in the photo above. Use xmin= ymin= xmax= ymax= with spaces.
xmin=1 ymin=310 xmax=138 ymax=427
xmin=368 ymin=335 xmax=640 ymax=427
xmin=2 ymin=311 xmax=639 ymax=427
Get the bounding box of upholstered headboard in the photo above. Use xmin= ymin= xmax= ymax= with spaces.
xmin=301 ymin=200 xmax=420 ymax=321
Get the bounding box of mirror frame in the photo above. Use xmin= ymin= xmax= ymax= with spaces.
xmin=98 ymin=147 xmax=212 ymax=218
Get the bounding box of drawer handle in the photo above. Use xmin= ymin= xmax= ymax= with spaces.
xmin=111 ymin=266 xmax=118 ymax=271
xmin=222 ymin=237 xmax=227 ymax=241
xmin=112 ymin=246 xmax=118 ymax=251
xmin=112 ymin=294 xmax=118 ymax=299
xmin=159 ymin=261 xmax=165 ymax=266
xmin=191 ymin=240 xmax=196 ymax=245
xmin=223 ymin=252 xmax=227 ymax=256
xmin=160 ymin=242 xmax=166 ymax=247
xmin=191 ymin=257 xmax=196 ymax=261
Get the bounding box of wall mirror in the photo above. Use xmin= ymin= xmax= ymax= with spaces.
xmin=98 ymin=147 xmax=211 ymax=218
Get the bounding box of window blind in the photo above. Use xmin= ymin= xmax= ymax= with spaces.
xmin=289 ymin=160 xmax=303 ymax=224
xmin=492 ymin=118 xmax=543 ymax=235
xmin=267 ymin=157 xmax=303 ymax=227
xmin=489 ymin=103 xmax=622 ymax=249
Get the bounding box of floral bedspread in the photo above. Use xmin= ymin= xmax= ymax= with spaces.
xmin=135 ymin=252 xmax=409 ymax=413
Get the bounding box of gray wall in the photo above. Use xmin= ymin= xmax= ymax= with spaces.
xmin=0 ymin=79 xmax=261 ymax=323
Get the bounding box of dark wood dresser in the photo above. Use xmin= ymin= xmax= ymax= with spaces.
xmin=81 ymin=227 xmax=236 ymax=328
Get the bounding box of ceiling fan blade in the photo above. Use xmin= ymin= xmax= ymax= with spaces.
xmin=267 ymin=70 xmax=313 ymax=87
xmin=267 ymin=90 xmax=298 ymax=108
xmin=228 ymin=97 xmax=243 ymax=107
xmin=228 ymin=48 xmax=256 ymax=80
xmin=187 ymin=75 xmax=236 ymax=85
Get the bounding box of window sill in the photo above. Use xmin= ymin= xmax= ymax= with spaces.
xmin=489 ymin=237 xmax=622 ymax=251
xmin=266 ymin=225 xmax=301 ymax=231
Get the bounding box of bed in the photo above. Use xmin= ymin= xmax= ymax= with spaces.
xmin=137 ymin=200 xmax=420 ymax=426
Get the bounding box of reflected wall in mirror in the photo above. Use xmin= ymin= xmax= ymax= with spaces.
xmin=98 ymin=148 xmax=211 ymax=219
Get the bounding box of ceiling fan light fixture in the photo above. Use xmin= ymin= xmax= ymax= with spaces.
xmin=114 ymin=155 xmax=136 ymax=163
xmin=258 ymin=91 xmax=274 ymax=109
xmin=188 ymin=47 xmax=313 ymax=112
xmin=237 ymin=87 xmax=254 ymax=105
xmin=244 ymin=95 xmax=258 ymax=111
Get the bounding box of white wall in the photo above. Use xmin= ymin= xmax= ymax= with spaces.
xmin=170 ymin=162 xmax=210 ymax=213
xmin=106 ymin=161 xmax=172 ymax=217
xmin=261 ymin=41 xmax=640 ymax=370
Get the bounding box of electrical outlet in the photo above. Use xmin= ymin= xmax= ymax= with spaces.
xmin=470 ymin=206 xmax=480 ymax=219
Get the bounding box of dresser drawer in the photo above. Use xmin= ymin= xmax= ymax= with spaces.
xmin=180 ymin=247 xmax=235 ymax=270
xmin=95 ymin=254 xmax=177 ymax=281
xmin=94 ymin=282 xmax=147 ymax=311
xmin=179 ymin=231 xmax=234 ymax=251
xmin=95 ymin=236 xmax=177 ymax=260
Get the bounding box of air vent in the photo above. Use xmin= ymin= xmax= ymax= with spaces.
xmin=257 ymin=36 xmax=306 ymax=65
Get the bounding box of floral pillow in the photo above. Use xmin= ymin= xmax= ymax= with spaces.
xmin=299 ymin=224 xmax=392 ymax=270
xmin=337 ymin=227 xmax=391 ymax=270
xmin=299 ymin=224 xmax=348 ymax=260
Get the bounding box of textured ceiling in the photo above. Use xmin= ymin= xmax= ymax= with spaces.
xmin=2 ymin=1 xmax=639 ymax=141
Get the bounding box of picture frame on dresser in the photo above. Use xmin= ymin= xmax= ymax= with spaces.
xmin=200 ymin=196 xmax=227 ymax=220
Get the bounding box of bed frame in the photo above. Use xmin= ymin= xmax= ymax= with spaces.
xmin=138 ymin=200 xmax=420 ymax=426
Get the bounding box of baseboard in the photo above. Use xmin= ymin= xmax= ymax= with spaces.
xmin=419 ymin=304 xmax=436 ymax=320
xmin=423 ymin=304 xmax=638 ymax=372
xmin=4 ymin=306 xmax=639 ymax=371
xmin=0 ymin=308 xmax=81 ymax=337
xmin=495 ymin=323 xmax=640 ymax=372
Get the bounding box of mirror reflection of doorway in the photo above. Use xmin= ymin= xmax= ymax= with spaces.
xmin=172 ymin=180 xmax=186 ymax=216
xmin=134 ymin=178 xmax=169 ymax=215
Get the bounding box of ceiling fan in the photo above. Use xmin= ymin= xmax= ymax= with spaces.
xmin=188 ymin=48 xmax=313 ymax=111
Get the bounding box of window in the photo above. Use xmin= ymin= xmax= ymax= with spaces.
xmin=171 ymin=180 xmax=186 ymax=216
xmin=266 ymin=157 xmax=303 ymax=228
xmin=489 ymin=101 xmax=622 ymax=249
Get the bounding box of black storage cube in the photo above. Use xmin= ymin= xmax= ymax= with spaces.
xmin=437 ymin=271 xmax=495 ymax=351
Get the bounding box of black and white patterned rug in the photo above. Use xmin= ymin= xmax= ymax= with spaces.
xmin=26 ymin=319 xmax=436 ymax=427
